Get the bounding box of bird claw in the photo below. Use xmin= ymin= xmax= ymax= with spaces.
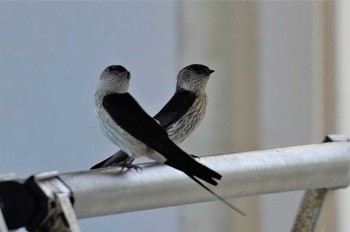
xmin=190 ymin=154 xmax=200 ymax=159
xmin=110 ymin=157 xmax=142 ymax=171
xmin=123 ymin=163 xmax=143 ymax=172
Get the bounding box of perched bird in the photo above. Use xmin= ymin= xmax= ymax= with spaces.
xmin=91 ymin=64 xmax=214 ymax=169
xmin=94 ymin=65 xmax=245 ymax=215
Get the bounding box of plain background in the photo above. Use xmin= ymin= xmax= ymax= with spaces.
xmin=1 ymin=1 xmax=349 ymax=232
xmin=0 ymin=2 xmax=179 ymax=232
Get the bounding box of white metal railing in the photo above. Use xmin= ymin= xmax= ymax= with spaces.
xmin=0 ymin=136 xmax=349 ymax=231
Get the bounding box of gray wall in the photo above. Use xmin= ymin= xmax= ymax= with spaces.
xmin=0 ymin=2 xmax=179 ymax=232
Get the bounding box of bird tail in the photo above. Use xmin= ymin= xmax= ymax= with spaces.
xmin=152 ymin=138 xmax=245 ymax=215
xmin=91 ymin=150 xmax=131 ymax=169
xmin=165 ymin=155 xmax=246 ymax=216
xmin=164 ymin=152 xmax=221 ymax=186
xmin=188 ymin=175 xmax=246 ymax=216
xmin=153 ymin=138 xmax=221 ymax=185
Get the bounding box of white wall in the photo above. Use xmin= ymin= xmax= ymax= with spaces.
xmin=178 ymin=1 xmax=347 ymax=232
xmin=334 ymin=1 xmax=350 ymax=231
xmin=258 ymin=2 xmax=315 ymax=231
xmin=178 ymin=2 xmax=261 ymax=232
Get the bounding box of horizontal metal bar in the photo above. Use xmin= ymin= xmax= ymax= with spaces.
xmin=57 ymin=141 xmax=350 ymax=219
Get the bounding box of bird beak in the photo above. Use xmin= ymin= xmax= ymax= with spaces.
xmin=125 ymin=71 xmax=130 ymax=79
xmin=209 ymin=69 xmax=215 ymax=74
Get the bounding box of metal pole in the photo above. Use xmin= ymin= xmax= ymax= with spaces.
xmin=291 ymin=135 xmax=349 ymax=232
xmin=1 ymin=141 xmax=349 ymax=231
xmin=291 ymin=189 xmax=330 ymax=232
xmin=57 ymin=141 xmax=350 ymax=219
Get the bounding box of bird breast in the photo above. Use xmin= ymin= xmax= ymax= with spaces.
xmin=95 ymin=104 xmax=148 ymax=158
xmin=167 ymin=94 xmax=208 ymax=144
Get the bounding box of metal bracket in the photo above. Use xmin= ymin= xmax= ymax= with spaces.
xmin=292 ymin=135 xmax=349 ymax=232
xmin=323 ymin=134 xmax=350 ymax=143
xmin=0 ymin=173 xmax=18 ymax=232
xmin=0 ymin=197 xmax=10 ymax=232
xmin=29 ymin=172 xmax=80 ymax=232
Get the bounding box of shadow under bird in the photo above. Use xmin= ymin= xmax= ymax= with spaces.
xmin=91 ymin=64 xmax=214 ymax=169
xmin=94 ymin=65 xmax=245 ymax=215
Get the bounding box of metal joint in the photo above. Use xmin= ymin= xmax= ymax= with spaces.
xmin=27 ymin=172 xmax=79 ymax=232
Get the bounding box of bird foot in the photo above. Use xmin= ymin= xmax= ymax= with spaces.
xmin=110 ymin=157 xmax=142 ymax=171
xmin=122 ymin=163 xmax=143 ymax=172
xmin=190 ymin=154 xmax=200 ymax=159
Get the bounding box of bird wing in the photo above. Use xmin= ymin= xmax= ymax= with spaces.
xmin=91 ymin=90 xmax=195 ymax=169
xmin=154 ymin=89 xmax=196 ymax=129
xmin=102 ymin=93 xmax=247 ymax=214
xmin=102 ymin=93 xmax=221 ymax=185
xmin=102 ymin=93 xmax=169 ymax=141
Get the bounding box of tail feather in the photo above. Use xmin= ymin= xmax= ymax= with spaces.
xmin=91 ymin=157 xmax=112 ymax=169
xmin=165 ymin=159 xmax=220 ymax=186
xmin=188 ymin=175 xmax=246 ymax=216
xmin=151 ymin=138 xmax=245 ymax=215
xmin=91 ymin=150 xmax=130 ymax=169
xmin=156 ymin=140 xmax=221 ymax=185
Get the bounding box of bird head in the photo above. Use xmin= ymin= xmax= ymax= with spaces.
xmin=177 ymin=64 xmax=214 ymax=93
xmin=97 ymin=65 xmax=130 ymax=94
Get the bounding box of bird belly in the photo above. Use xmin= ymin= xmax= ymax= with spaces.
xmin=97 ymin=109 xmax=147 ymax=158
xmin=167 ymin=96 xmax=207 ymax=144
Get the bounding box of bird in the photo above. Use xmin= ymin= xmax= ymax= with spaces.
xmin=94 ymin=65 xmax=245 ymax=215
xmin=91 ymin=64 xmax=214 ymax=169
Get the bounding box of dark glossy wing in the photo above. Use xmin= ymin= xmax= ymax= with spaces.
xmin=102 ymin=93 xmax=169 ymax=142
xmin=102 ymin=93 xmax=221 ymax=185
xmin=92 ymin=90 xmax=195 ymax=169
xmin=154 ymin=89 xmax=196 ymax=129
